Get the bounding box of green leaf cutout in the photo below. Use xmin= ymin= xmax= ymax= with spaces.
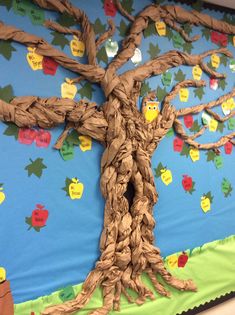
xmin=204 ymin=191 xmax=214 ymax=203
xmin=183 ymin=42 xmax=193 ymax=54
xmin=147 ymin=43 xmax=161 ymax=59
xmin=93 ymin=18 xmax=106 ymax=35
xmin=66 ymin=130 xmax=80 ymax=146
xmin=194 ymin=87 xmax=205 ymax=100
xmin=62 ymin=177 xmax=73 ymax=196
xmin=143 ymin=22 xmax=156 ymax=38
xmin=218 ymin=79 xmax=227 ymax=91
xmin=51 ymin=31 xmax=69 ymax=49
xmin=206 ymin=150 xmax=216 ymax=162
xmin=202 ymin=28 xmax=210 ymax=41
xmin=217 ymin=122 xmax=225 ymax=133
xmin=156 ymin=86 xmax=167 ymax=102
xmin=3 ymin=123 xmax=19 ymax=140
xmin=0 ymin=41 xmax=16 ymax=60
xmin=0 ymin=84 xmax=14 ymax=102
xmin=180 ymin=143 xmax=190 ymax=157
xmin=97 ymin=46 xmax=108 ymax=65
xmin=154 ymin=162 xmax=165 ymax=178
xmin=189 ymin=120 xmax=201 ymax=133
xmin=25 ymin=158 xmax=47 ymax=178
xmin=57 ymin=11 xmax=76 ymax=27
xmin=140 ymin=81 xmax=151 ymax=97
xmin=117 ymin=19 xmax=129 ymax=37
xmin=77 ymin=82 xmax=95 ymax=100
xmin=120 ymin=0 xmax=134 ymax=14
xmin=0 ymin=0 xmax=12 ymax=10
xmin=174 ymin=69 xmax=186 ymax=82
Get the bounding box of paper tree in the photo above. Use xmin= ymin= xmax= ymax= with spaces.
xmin=0 ymin=1 xmax=235 ymax=314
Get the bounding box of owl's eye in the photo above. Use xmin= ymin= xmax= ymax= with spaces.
xmin=148 ymin=106 xmax=151 ymax=110
xmin=153 ymin=106 xmax=156 ymax=110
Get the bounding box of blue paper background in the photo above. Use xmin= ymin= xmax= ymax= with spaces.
xmin=0 ymin=0 xmax=234 ymax=304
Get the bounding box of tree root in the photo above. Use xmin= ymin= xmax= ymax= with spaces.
xmin=41 ymin=249 xmax=196 ymax=315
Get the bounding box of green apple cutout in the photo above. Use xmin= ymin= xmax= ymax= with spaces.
xmin=13 ymin=0 xmax=28 ymax=16
xmin=105 ymin=38 xmax=119 ymax=58
xmin=202 ymin=112 xmax=211 ymax=125
xmin=229 ymin=59 xmax=235 ymax=73
xmin=59 ymin=286 xmax=75 ymax=302
xmin=69 ymin=178 xmax=84 ymax=200
xmin=162 ymin=71 xmax=172 ymax=86
xmin=172 ymin=33 xmax=184 ymax=49
xmin=228 ymin=117 xmax=235 ymax=130
xmin=60 ymin=140 xmax=74 ymax=161
xmin=131 ymin=48 xmax=142 ymax=65
xmin=166 ymin=128 xmax=174 ymax=137
xmin=221 ymin=178 xmax=233 ymax=197
xmin=28 ymin=3 xmax=45 ymax=25
xmin=214 ymin=155 xmax=223 ymax=169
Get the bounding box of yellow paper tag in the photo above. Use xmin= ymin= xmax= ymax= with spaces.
xmin=211 ymin=54 xmax=220 ymax=69
xmin=79 ymin=135 xmax=92 ymax=152
xmin=155 ymin=21 xmax=166 ymax=36
xmin=189 ymin=148 xmax=200 ymax=162
xmin=0 ymin=186 xmax=5 ymax=205
xmin=0 ymin=267 xmax=6 ymax=283
xmin=233 ymin=36 xmax=235 ymax=47
xmin=179 ymin=88 xmax=189 ymax=102
xmin=201 ymin=196 xmax=211 ymax=213
xmin=192 ymin=65 xmax=202 ymax=81
xmin=221 ymin=101 xmax=230 ymax=112
xmin=61 ymin=82 xmax=77 ymax=99
xmin=70 ymin=36 xmax=85 ymax=57
xmin=167 ymin=254 xmax=178 ymax=269
xmin=26 ymin=47 xmax=43 ymax=70
xmin=160 ymin=169 xmax=173 ymax=186
xmin=227 ymin=98 xmax=235 ymax=110
xmin=209 ymin=119 xmax=218 ymax=132
xmin=69 ymin=178 xmax=84 ymax=200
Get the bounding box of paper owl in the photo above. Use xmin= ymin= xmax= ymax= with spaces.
xmin=142 ymin=101 xmax=160 ymax=123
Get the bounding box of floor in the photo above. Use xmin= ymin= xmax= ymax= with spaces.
xmin=198 ymin=297 xmax=235 ymax=314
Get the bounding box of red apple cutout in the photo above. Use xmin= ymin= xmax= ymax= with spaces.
xmin=184 ymin=115 xmax=193 ymax=128
xmin=219 ymin=33 xmax=228 ymax=47
xmin=104 ymin=0 xmax=117 ymax=17
xmin=211 ymin=31 xmax=220 ymax=45
xmin=178 ymin=252 xmax=188 ymax=268
xmin=42 ymin=57 xmax=58 ymax=76
xmin=18 ymin=128 xmax=37 ymax=145
xmin=173 ymin=137 xmax=184 ymax=152
xmin=224 ymin=141 xmax=233 ymax=155
xmin=210 ymin=77 xmax=218 ymax=90
xmin=182 ymin=175 xmax=193 ymax=192
xmin=35 ymin=130 xmax=51 ymax=148
xmin=32 ymin=204 xmax=49 ymax=227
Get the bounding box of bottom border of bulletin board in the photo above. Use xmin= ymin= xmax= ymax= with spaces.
xmin=14 ymin=235 xmax=235 ymax=315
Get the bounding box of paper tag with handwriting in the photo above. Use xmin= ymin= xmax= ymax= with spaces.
xmin=155 ymin=21 xmax=166 ymax=36
xmin=70 ymin=36 xmax=85 ymax=57
xmin=27 ymin=47 xmax=43 ymax=71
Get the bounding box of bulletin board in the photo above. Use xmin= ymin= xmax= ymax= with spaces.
xmin=0 ymin=0 xmax=235 ymax=314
